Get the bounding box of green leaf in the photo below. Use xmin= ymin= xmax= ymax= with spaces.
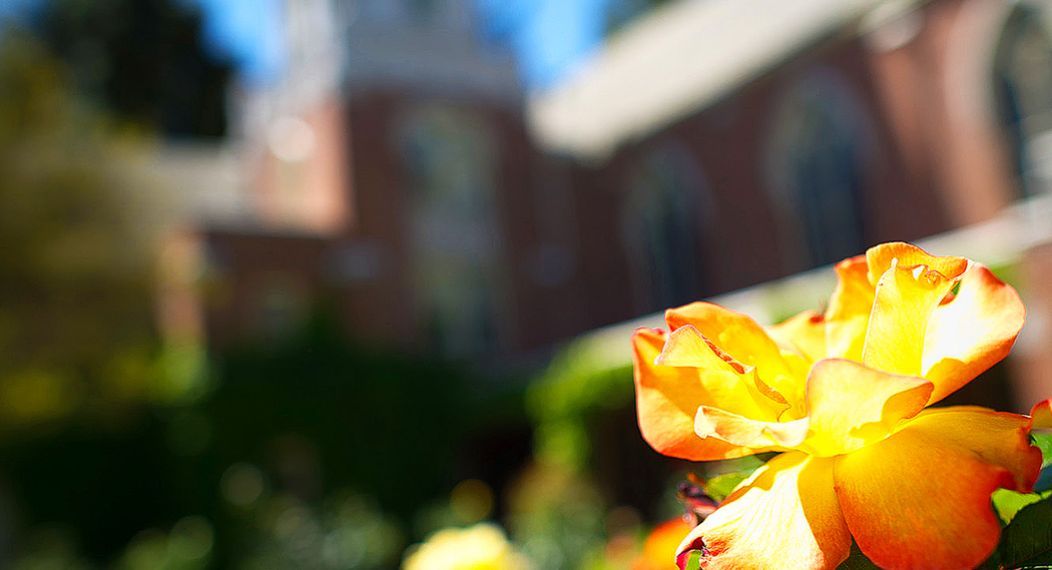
xmin=699 ymin=454 xmax=770 ymax=503
xmin=1033 ymin=432 xmax=1052 ymax=467
xmin=998 ymin=493 xmax=1052 ymax=568
xmin=703 ymin=472 xmax=749 ymax=503
xmin=837 ymin=542 xmax=880 ymax=569
xmin=683 ymin=550 xmax=701 ymax=570
xmin=993 ymin=488 xmax=1052 ymax=524
xmin=1033 ymin=433 xmax=1052 ymax=493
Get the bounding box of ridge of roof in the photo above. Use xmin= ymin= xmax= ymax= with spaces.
xmin=528 ymin=0 xmax=901 ymax=160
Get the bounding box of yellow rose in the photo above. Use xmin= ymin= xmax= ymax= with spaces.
xmin=632 ymin=242 xmax=1048 ymax=569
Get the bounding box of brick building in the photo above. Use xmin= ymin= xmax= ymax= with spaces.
xmin=166 ymin=0 xmax=1052 ymax=369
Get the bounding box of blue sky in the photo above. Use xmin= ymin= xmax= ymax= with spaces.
xmin=0 ymin=0 xmax=42 ymax=26
xmin=0 ymin=0 xmax=624 ymax=90
xmin=191 ymin=0 xmax=617 ymax=90
xmin=478 ymin=0 xmax=613 ymax=89
xmin=186 ymin=0 xmax=286 ymax=86
xmin=0 ymin=0 xmax=285 ymax=84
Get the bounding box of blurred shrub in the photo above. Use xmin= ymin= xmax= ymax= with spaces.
xmin=0 ymin=31 xmax=518 ymax=566
xmin=505 ymin=461 xmax=609 ymax=570
xmin=527 ymin=334 xmax=635 ymax=471
xmin=208 ymin=318 xmax=490 ymax=526
xmin=413 ymin=479 xmax=498 ymax=538
xmin=118 ymin=516 xmax=214 ymax=570
xmin=0 ymin=29 xmax=179 ymax=435
xmin=38 ymin=0 xmax=232 ymax=138
xmin=0 ymin=316 xmax=496 ymax=565
xmin=10 ymin=527 xmax=92 ymax=570
xmin=234 ymin=492 xmax=402 ymax=570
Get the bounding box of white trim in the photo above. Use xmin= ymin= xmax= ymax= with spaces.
xmin=528 ymin=0 xmax=915 ymax=160
xmin=560 ymin=191 xmax=1052 ymax=365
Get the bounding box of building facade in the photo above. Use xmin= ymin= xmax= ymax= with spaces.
xmin=170 ymin=0 xmax=1052 ymax=377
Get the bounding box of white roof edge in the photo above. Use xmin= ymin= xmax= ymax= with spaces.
xmin=528 ymin=0 xmax=899 ymax=160
xmin=563 ymin=191 xmax=1052 ymax=373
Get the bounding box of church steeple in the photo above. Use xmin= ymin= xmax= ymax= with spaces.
xmin=345 ymin=0 xmax=522 ymax=102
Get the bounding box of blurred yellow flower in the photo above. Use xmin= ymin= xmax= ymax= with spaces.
xmin=632 ymin=242 xmax=1047 ymax=569
xmin=402 ymin=523 xmax=532 ymax=570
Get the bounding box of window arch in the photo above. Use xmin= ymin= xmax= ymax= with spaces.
xmin=765 ymin=69 xmax=875 ymax=268
xmin=398 ymin=105 xmax=503 ymax=356
xmin=621 ymin=143 xmax=709 ymax=313
xmin=993 ymin=4 xmax=1052 ymax=199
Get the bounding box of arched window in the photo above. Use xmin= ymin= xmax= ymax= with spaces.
xmin=765 ymin=69 xmax=874 ymax=268
xmin=993 ymin=5 xmax=1052 ymax=199
xmin=622 ymin=143 xmax=708 ymax=313
xmin=399 ymin=106 xmax=503 ymax=356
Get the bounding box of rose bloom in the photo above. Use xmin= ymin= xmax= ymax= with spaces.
xmin=632 ymin=242 xmax=1051 ymax=569
xmin=402 ymin=523 xmax=532 ymax=570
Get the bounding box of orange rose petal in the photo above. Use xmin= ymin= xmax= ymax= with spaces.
xmin=665 ymin=302 xmax=805 ymax=411
xmin=679 ymin=452 xmax=850 ymax=570
xmin=1032 ymin=398 xmax=1052 ymax=429
xmin=802 ymin=359 xmax=932 ymax=457
xmin=921 ymin=264 xmax=1025 ymax=404
xmin=657 ymin=325 xmax=784 ymax=420
xmin=862 ymin=261 xmax=957 ymax=377
xmin=864 ymin=242 xmax=968 ymax=286
xmin=695 ymin=405 xmax=808 ymax=450
xmin=664 ymin=303 xmax=787 ymax=372
xmin=633 ymin=328 xmax=755 ymax=461
xmin=656 ymin=325 xmax=740 ymax=372
xmin=833 ymin=407 xmax=1041 ymax=570
xmin=633 ymin=517 xmax=696 ymax=570
xmin=824 ymin=256 xmax=872 ymax=361
xmin=910 ymin=407 xmax=1042 ymax=489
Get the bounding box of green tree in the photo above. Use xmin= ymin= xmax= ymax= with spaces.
xmin=0 ymin=29 xmax=160 ymax=434
xmin=38 ymin=0 xmax=232 ymax=138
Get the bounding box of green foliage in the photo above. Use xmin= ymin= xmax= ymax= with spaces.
xmin=993 ymin=494 xmax=1052 ymax=568
xmin=984 ymin=437 xmax=1052 ymax=567
xmin=2 ymin=316 xmax=515 ymax=567
xmin=993 ymin=489 xmax=1052 ymax=524
xmin=506 ymin=462 xmax=608 ymax=570
xmin=703 ymin=472 xmax=750 ymax=503
xmin=527 ymin=332 xmax=635 ymax=469
xmin=0 ymin=32 xmax=524 ymax=563
xmin=210 ymin=321 xmax=496 ymax=524
xmin=1033 ymin=433 xmax=1052 ymax=496
xmin=687 ymin=455 xmax=768 ymax=505
xmin=117 ymin=516 xmax=214 ymax=570
xmin=39 ymin=0 xmax=232 ymax=137
xmin=1034 ymin=432 xmax=1052 ymax=466
xmin=683 ymin=550 xmax=702 ymax=570
xmin=838 ymin=543 xmax=881 ymax=570
xmin=0 ymin=31 xmax=170 ymax=434
xmin=233 ymin=493 xmax=404 ymax=570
